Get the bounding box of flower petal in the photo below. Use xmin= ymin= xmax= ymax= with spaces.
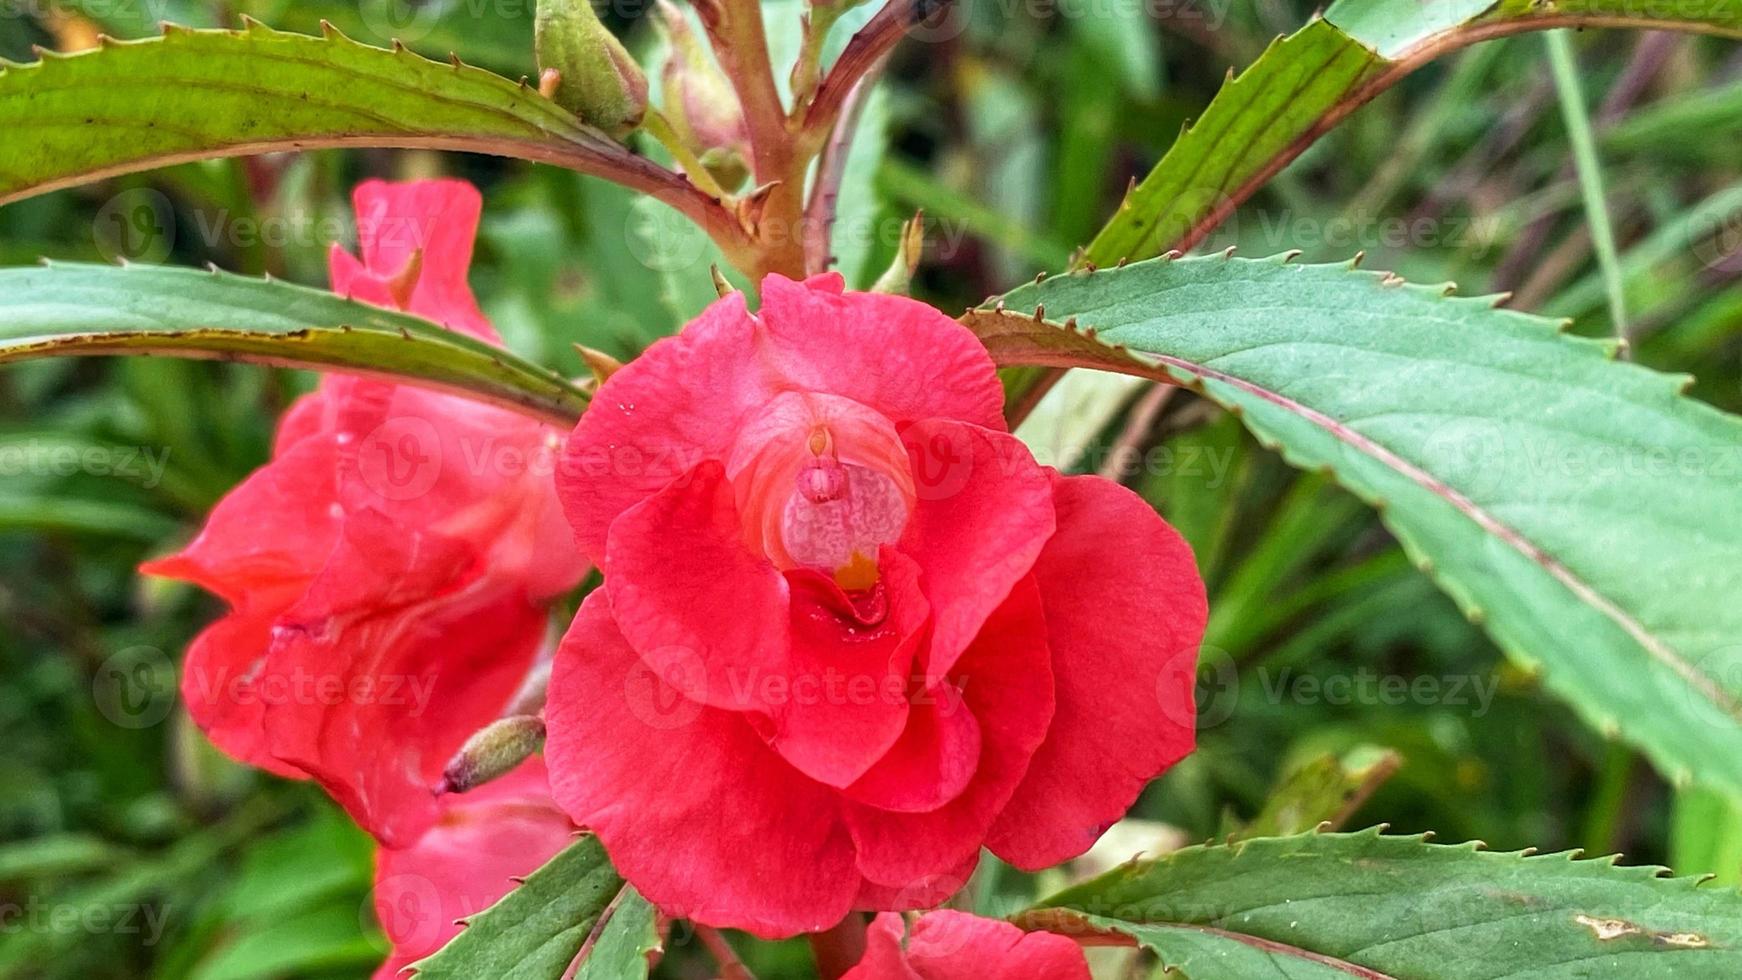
xmin=343 ymin=178 xmax=496 ymax=341
xmin=852 ymin=853 xmax=978 ymax=914
xmin=840 ymin=913 xmax=924 ymax=980
xmin=545 ymin=593 xmax=858 ymax=938
xmin=898 ymin=419 xmax=1055 ymax=679
xmin=907 ymin=910 xmax=1092 ymax=980
xmin=140 ymin=435 xmax=340 ymax=607
xmin=766 ymin=552 xmax=929 ymax=787
xmin=843 ymin=580 xmax=1053 ymax=887
xmin=175 ymin=607 xmax=307 ymax=780
xmin=988 ymin=474 xmax=1204 ymax=869
xmin=759 ymin=275 xmax=1006 ymax=431
xmin=372 ymin=758 xmax=573 ymax=979
xmin=603 ymin=460 xmax=791 ymax=713
xmin=265 ymin=508 xmax=547 ymax=847
xmin=559 ymin=291 xmax=774 ymax=562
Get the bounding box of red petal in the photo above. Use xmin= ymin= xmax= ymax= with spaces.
xmin=603 ymin=460 xmax=791 ymax=713
xmin=140 ymin=436 xmax=340 ymax=607
xmin=265 ymin=509 xmax=548 ymax=847
xmin=343 ymin=179 xmax=496 ymax=341
xmin=842 ymin=580 xmax=1053 ymax=887
xmin=558 ymin=291 xmax=775 ymax=562
xmin=907 ymin=910 xmax=1092 ymax=980
xmin=897 ymin=419 xmax=1055 ymax=678
xmin=544 ymin=593 xmax=859 ymax=939
xmin=372 ymin=758 xmax=573 ymax=978
xmin=851 ymin=852 xmax=978 ymax=914
xmin=767 ymin=552 xmax=929 ymax=788
xmin=175 ymin=608 xmax=307 ymax=780
xmin=988 ymin=474 xmax=1204 ymax=868
xmin=840 ymin=913 xmax=925 ymax=980
xmin=759 ymin=275 xmax=1006 ymax=431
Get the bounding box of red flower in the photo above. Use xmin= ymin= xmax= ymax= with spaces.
xmin=144 ymin=180 xmax=587 ymax=846
xmin=843 ymin=911 xmax=1090 ymax=980
xmin=545 ymin=274 xmax=1205 ymax=936
xmin=371 ymin=757 xmax=575 ymax=979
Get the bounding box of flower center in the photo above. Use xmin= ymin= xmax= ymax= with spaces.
xmin=728 ymin=392 xmax=913 ymax=589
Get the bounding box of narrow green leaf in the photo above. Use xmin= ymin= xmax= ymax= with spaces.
xmin=0 ymin=834 xmax=129 ymax=881
xmin=0 ymin=263 xmax=589 ymax=426
xmin=1544 ymin=30 xmax=1628 ymax=340
xmin=1018 ymin=829 xmax=1742 ymax=979
xmin=408 ymin=836 xmax=625 ymax=980
xmin=964 ymin=254 xmax=1742 ymax=797
xmin=573 ymin=889 xmax=660 ymax=980
xmin=1082 ymin=3 xmax=1742 ymax=266
xmin=0 ymin=23 xmax=686 ymax=212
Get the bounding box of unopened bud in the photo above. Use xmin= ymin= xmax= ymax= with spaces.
xmin=535 ymin=0 xmax=648 ymax=138
xmin=437 ymin=714 xmax=545 ymax=794
xmin=872 ymin=212 xmax=926 ymax=295
xmin=655 ymin=0 xmax=750 ymax=183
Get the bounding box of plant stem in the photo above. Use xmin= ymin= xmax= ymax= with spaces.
xmin=697 ymin=926 xmax=756 ymax=980
xmin=1545 ymin=29 xmax=1630 ymax=350
xmin=1579 ymin=740 xmax=1636 ymax=857
xmin=693 ymin=0 xmax=807 ymax=277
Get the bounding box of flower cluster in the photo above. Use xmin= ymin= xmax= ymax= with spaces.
xmin=149 ymin=180 xmax=1206 ymax=970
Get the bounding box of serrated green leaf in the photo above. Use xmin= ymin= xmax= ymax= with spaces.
xmin=573 ymin=888 xmax=659 ymax=980
xmin=0 ymin=23 xmax=672 ymax=209
xmin=0 ymin=263 xmax=588 ymax=425
xmin=1018 ymin=829 xmax=1742 ymax=979
xmin=1082 ymin=3 xmax=1742 ymax=267
xmin=408 ymin=835 xmax=626 ymax=980
xmin=964 ymin=254 xmax=1742 ymax=798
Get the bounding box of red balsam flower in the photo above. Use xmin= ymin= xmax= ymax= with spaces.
xmin=844 ymin=911 xmax=1091 ymax=980
xmin=546 ymin=274 xmax=1206 ymax=936
xmin=371 ymin=758 xmax=576 ymax=978
xmin=145 ymin=180 xmax=586 ymax=846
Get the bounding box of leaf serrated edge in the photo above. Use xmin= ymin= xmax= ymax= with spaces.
xmin=965 ymin=254 xmax=1742 ymax=793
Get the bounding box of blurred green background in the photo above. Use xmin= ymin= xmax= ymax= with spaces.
xmin=2 ymin=1 xmax=1740 ymax=977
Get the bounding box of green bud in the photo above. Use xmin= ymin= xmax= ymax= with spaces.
xmin=437 ymin=714 xmax=545 ymax=794
xmin=655 ymin=0 xmax=750 ymax=171
xmin=535 ymin=0 xmax=648 ymax=137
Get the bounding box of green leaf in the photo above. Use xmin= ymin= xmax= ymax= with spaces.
xmin=573 ymin=889 xmax=660 ymax=980
xmin=1017 ymin=829 xmax=1742 ymax=979
xmin=408 ymin=835 xmax=627 ymax=980
xmin=0 ymin=263 xmax=589 ymax=425
xmin=964 ymin=253 xmax=1742 ymax=797
xmin=0 ymin=833 xmax=129 ymax=881
xmin=0 ymin=22 xmax=682 ymax=211
xmin=1672 ymin=787 xmax=1742 ymax=887
xmin=1081 ymin=3 xmax=1742 ymax=266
